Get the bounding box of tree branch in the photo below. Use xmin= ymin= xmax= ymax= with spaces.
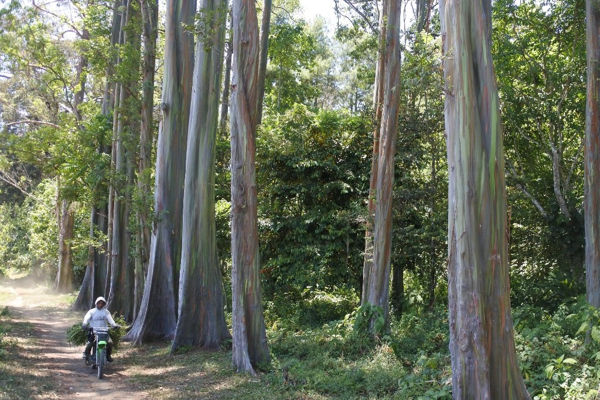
xmin=0 ymin=171 xmax=38 ymax=200
xmin=340 ymin=0 xmax=377 ymax=33
xmin=4 ymin=120 xmax=61 ymax=129
xmin=506 ymin=159 xmax=548 ymax=219
xmin=32 ymin=0 xmax=83 ymax=38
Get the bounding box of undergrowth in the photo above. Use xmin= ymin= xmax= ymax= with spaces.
xmin=263 ymin=295 xmax=600 ymax=399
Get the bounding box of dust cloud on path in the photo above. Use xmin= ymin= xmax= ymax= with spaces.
xmin=0 ymin=279 xmax=148 ymax=399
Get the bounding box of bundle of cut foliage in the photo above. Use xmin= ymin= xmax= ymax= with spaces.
xmin=66 ymin=315 xmax=127 ymax=349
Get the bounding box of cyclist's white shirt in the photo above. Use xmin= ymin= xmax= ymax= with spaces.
xmin=82 ymin=307 xmax=117 ymax=330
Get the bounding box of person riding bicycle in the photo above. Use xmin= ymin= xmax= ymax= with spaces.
xmin=82 ymin=296 xmax=119 ymax=362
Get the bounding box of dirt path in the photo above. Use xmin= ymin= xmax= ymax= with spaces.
xmin=0 ymin=281 xmax=148 ymax=399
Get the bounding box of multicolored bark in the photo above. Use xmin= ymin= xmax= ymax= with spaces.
xmin=106 ymin=0 xmax=140 ymax=322
xmin=441 ymin=0 xmax=530 ymax=398
xmin=125 ymin=0 xmax=195 ymax=343
xmin=230 ymin=0 xmax=270 ymax=374
xmin=172 ymin=0 xmax=230 ymax=351
xmin=363 ymin=0 xmax=402 ymax=326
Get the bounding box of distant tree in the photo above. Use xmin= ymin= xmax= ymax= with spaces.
xmin=441 ymin=0 xmax=530 ymax=397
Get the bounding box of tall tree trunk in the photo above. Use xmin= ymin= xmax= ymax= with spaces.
xmin=363 ymin=0 xmax=402 ymax=328
xmin=125 ymin=0 xmax=196 ymax=343
xmin=586 ymin=0 xmax=600 ymax=308
xmin=105 ymin=0 xmax=127 ymax=302
xmin=172 ymin=0 xmax=230 ymax=351
xmin=75 ymin=1 xmax=121 ymax=309
xmin=106 ymin=0 xmax=141 ymax=322
xmin=134 ymin=0 xmax=159 ymax=318
xmin=219 ymin=12 xmax=233 ymax=136
xmin=230 ymin=0 xmax=269 ymax=374
xmin=361 ymin=5 xmax=387 ymax=305
xmin=73 ymin=209 xmax=98 ymax=310
xmin=56 ymin=199 xmax=74 ymax=292
xmin=441 ymin=1 xmax=530 ymax=398
xmin=255 ymin=0 xmax=271 ymax=125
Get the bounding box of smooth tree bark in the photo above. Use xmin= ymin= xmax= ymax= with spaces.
xmin=105 ymin=0 xmax=127 ymax=303
xmin=56 ymin=199 xmax=75 ymax=292
xmin=172 ymin=0 xmax=230 ymax=351
xmin=74 ymin=0 xmax=122 ymax=310
xmin=107 ymin=0 xmax=141 ymax=322
xmin=255 ymin=0 xmax=271 ymax=125
xmin=219 ymin=12 xmax=233 ymax=136
xmin=361 ymin=4 xmax=387 ymax=304
xmin=587 ymin=0 xmax=600 ymax=307
xmin=134 ymin=0 xmax=159 ymax=317
xmin=363 ymin=0 xmax=402 ymax=327
xmin=441 ymin=0 xmax=530 ymax=398
xmin=230 ymin=0 xmax=269 ymax=374
xmin=125 ymin=0 xmax=196 ymax=343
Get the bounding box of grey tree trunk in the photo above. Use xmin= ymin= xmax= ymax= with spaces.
xmin=107 ymin=0 xmax=141 ymax=322
xmin=134 ymin=0 xmax=159 ymax=318
xmin=125 ymin=0 xmax=196 ymax=343
xmin=361 ymin=4 xmax=386 ymax=305
xmin=219 ymin=13 xmax=233 ymax=136
xmin=256 ymin=0 xmax=271 ymax=125
xmin=230 ymin=0 xmax=270 ymax=374
xmin=73 ymin=208 xmax=99 ymax=310
xmin=56 ymin=199 xmax=74 ymax=292
xmin=586 ymin=0 xmax=600 ymax=308
xmin=441 ymin=0 xmax=530 ymax=397
xmin=74 ymin=0 xmax=122 ymax=310
xmin=363 ymin=0 xmax=402 ymax=328
xmin=172 ymin=0 xmax=230 ymax=351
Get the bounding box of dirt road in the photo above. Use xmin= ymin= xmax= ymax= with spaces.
xmin=0 ymin=280 xmax=147 ymax=399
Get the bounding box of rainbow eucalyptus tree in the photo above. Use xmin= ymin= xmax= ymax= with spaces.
xmin=107 ymin=0 xmax=141 ymax=322
xmin=441 ymin=0 xmax=530 ymax=397
xmin=586 ymin=0 xmax=600 ymax=308
xmin=256 ymin=0 xmax=271 ymax=125
xmin=134 ymin=0 xmax=159 ymax=316
xmin=125 ymin=0 xmax=196 ymax=342
xmin=219 ymin=14 xmax=233 ymax=136
xmin=361 ymin=1 xmax=386 ymax=305
xmin=362 ymin=0 xmax=402 ymax=328
xmin=230 ymin=0 xmax=270 ymax=374
xmin=74 ymin=0 xmax=122 ymax=310
xmin=172 ymin=0 xmax=230 ymax=351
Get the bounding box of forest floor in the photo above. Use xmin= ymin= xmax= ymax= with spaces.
xmin=0 ymin=278 xmax=320 ymax=400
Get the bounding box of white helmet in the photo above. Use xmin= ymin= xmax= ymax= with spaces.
xmin=95 ymin=296 xmax=107 ymax=306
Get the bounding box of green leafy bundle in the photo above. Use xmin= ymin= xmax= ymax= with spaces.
xmin=66 ymin=315 xmax=127 ymax=349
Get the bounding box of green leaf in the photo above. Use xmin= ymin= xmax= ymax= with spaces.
xmin=577 ymin=321 xmax=590 ymax=336
xmin=591 ymin=326 xmax=600 ymax=343
xmin=545 ymin=364 xmax=555 ymax=379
